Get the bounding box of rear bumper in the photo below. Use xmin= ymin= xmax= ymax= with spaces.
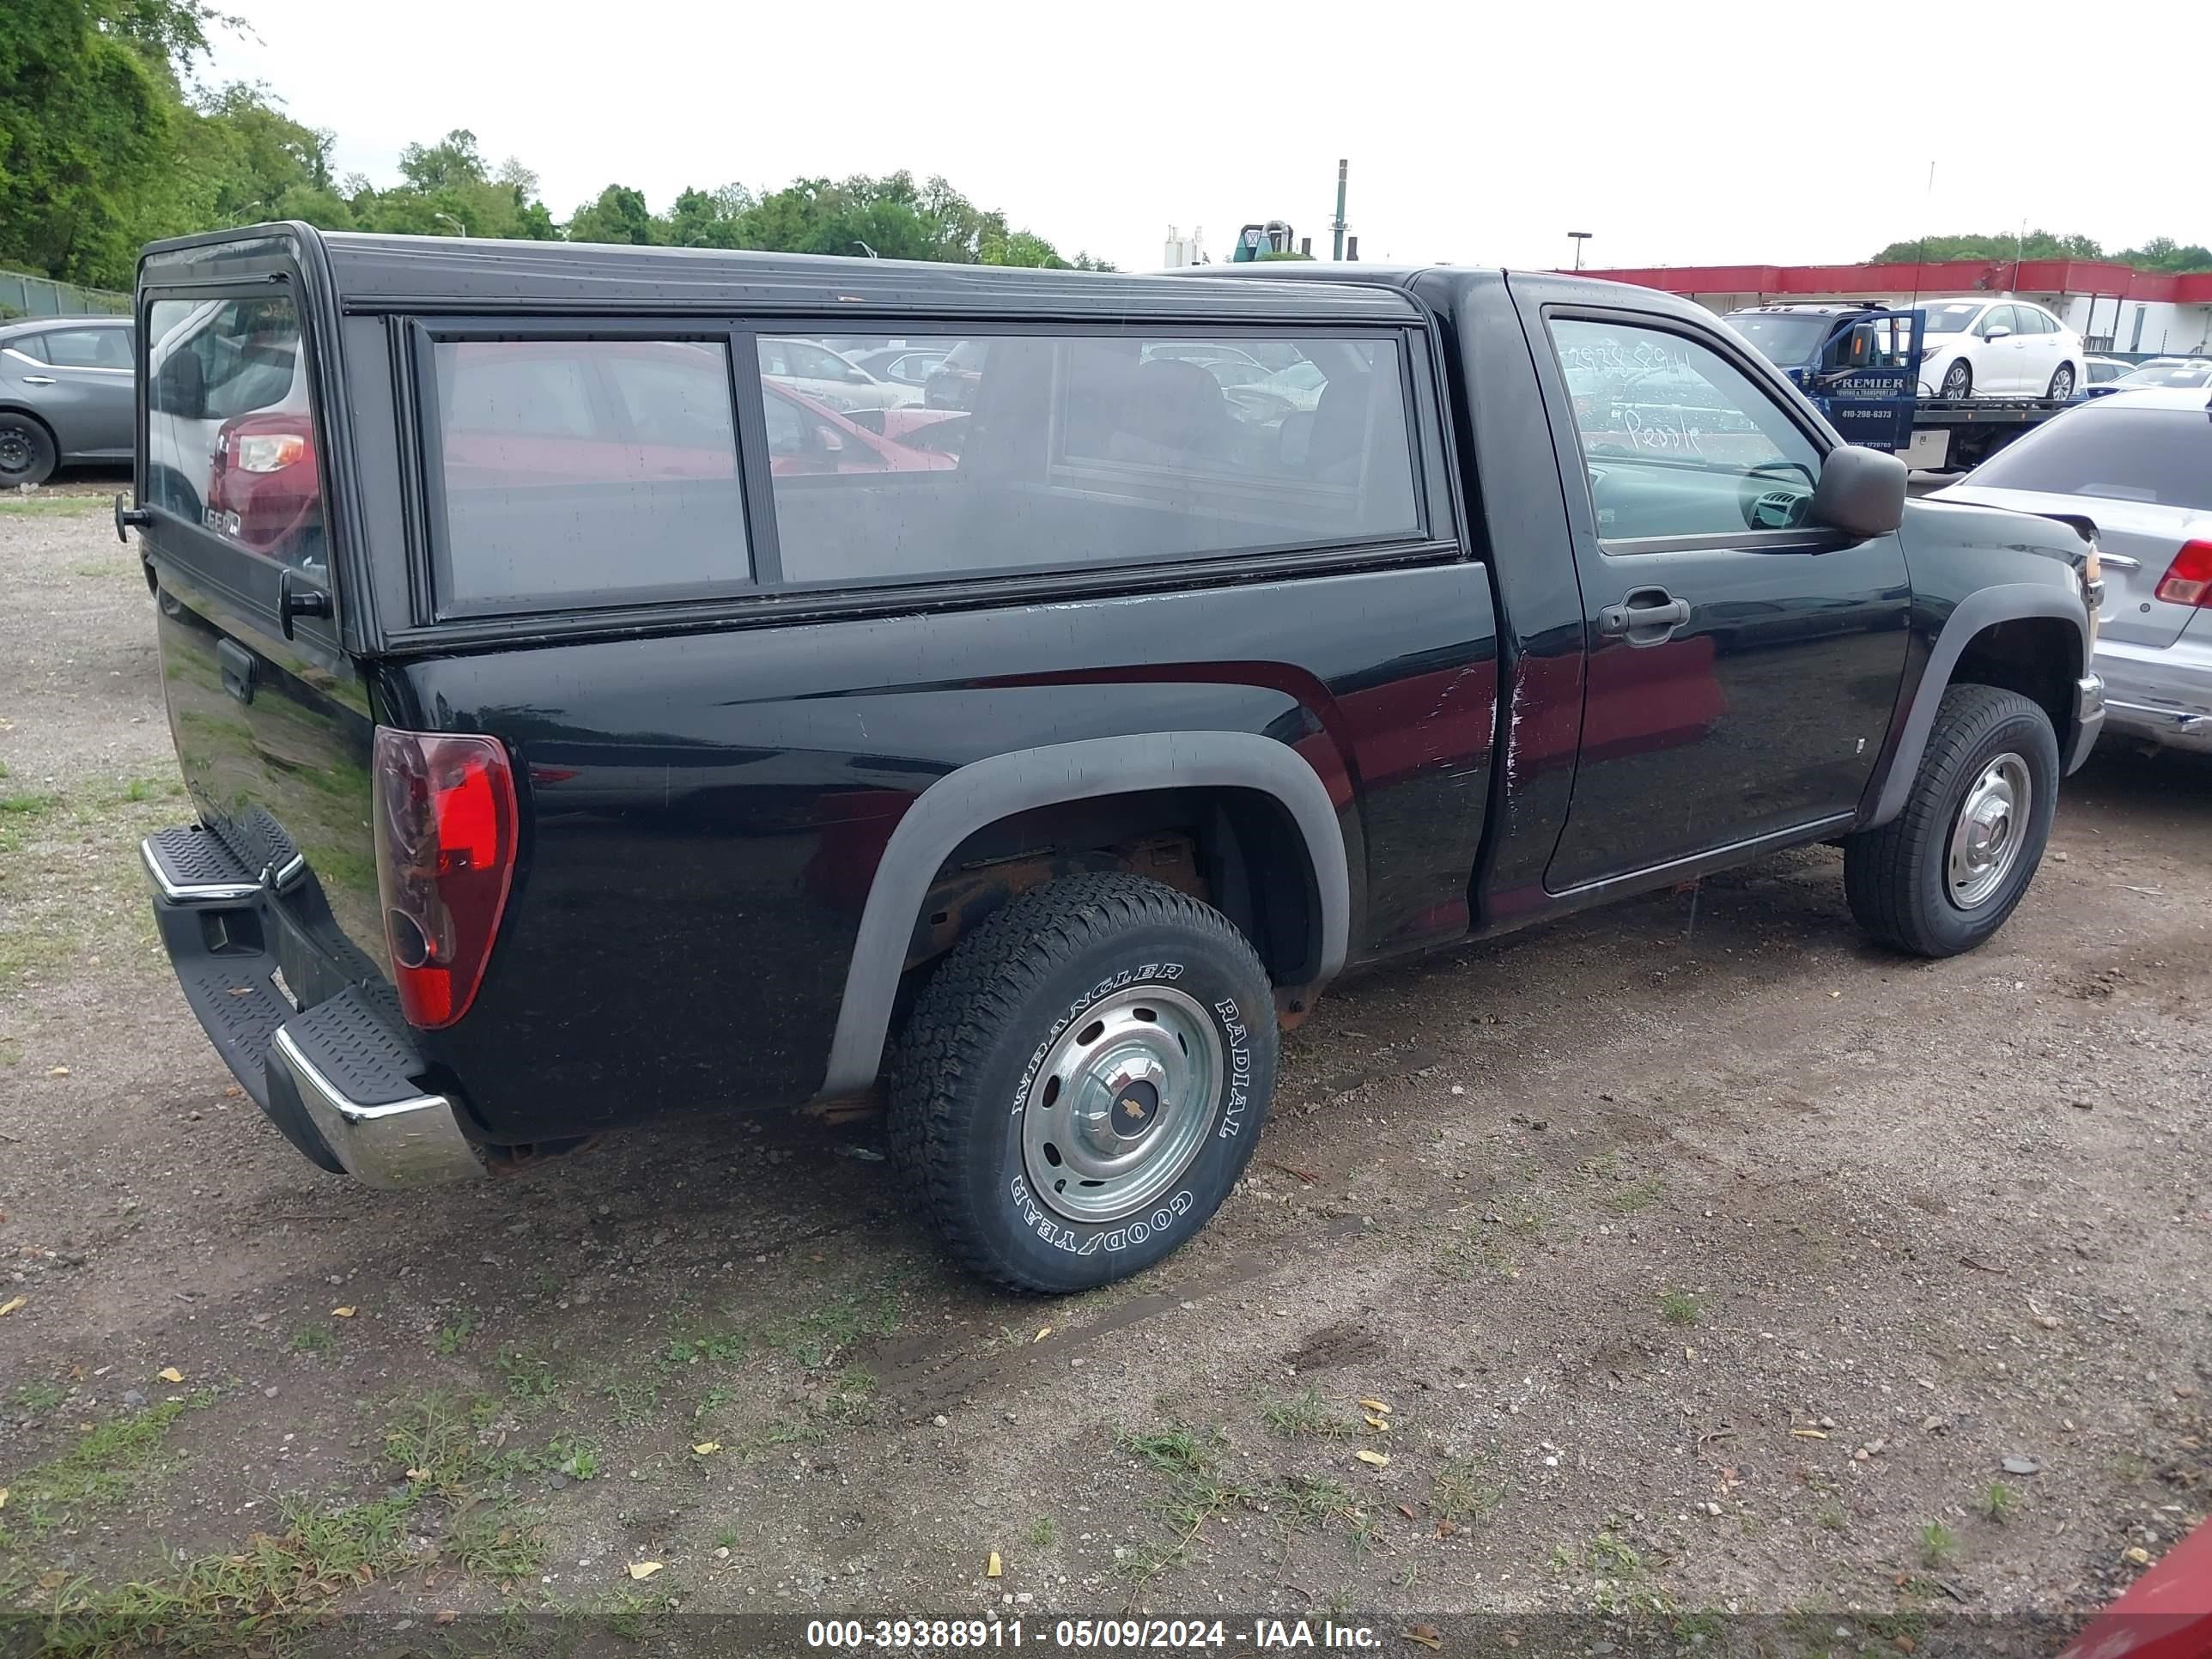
xmin=2067 ymin=672 xmax=2106 ymax=773
xmin=2094 ymin=634 xmax=2212 ymax=753
xmin=141 ymin=826 xmax=484 ymax=1189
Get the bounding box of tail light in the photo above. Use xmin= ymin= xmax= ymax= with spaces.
xmin=2154 ymin=540 xmax=2212 ymax=608
xmin=371 ymin=728 xmax=518 ymax=1029
xmin=219 ymin=414 xmax=312 ymax=473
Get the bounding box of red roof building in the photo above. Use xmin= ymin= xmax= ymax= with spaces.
xmin=1569 ymin=259 xmax=2212 ymax=357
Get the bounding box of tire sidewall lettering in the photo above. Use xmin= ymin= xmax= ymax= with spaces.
xmin=1003 ymin=961 xmax=1224 ymax=1254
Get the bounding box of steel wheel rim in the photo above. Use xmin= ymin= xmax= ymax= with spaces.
xmin=1947 ymin=752 xmax=2031 ymax=908
xmin=0 ymin=428 xmax=28 ymax=473
xmin=1020 ymin=983 xmax=1223 ymax=1225
xmin=1943 ymin=363 xmax=1971 ymax=398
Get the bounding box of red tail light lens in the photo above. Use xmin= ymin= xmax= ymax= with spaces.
xmin=371 ymin=728 xmax=518 ymax=1029
xmin=2154 ymin=540 xmax=2212 ymax=608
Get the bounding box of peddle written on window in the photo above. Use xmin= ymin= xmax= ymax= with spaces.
xmin=1552 ymin=318 xmax=1824 ymax=543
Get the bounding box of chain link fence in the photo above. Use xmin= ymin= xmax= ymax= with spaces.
xmin=0 ymin=266 xmax=131 ymax=319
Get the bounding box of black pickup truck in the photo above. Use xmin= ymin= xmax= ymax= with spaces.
xmin=126 ymin=226 xmax=2105 ymax=1291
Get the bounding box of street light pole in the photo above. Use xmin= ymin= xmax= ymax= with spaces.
xmin=1568 ymin=230 xmax=1591 ymax=272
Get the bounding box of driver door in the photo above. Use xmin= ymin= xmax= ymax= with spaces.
xmin=1522 ymin=303 xmax=1911 ymax=890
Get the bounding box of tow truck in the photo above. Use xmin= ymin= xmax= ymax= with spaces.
xmin=1723 ymin=301 xmax=2080 ymax=471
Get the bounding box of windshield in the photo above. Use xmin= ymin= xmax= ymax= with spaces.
xmin=2114 ymin=362 xmax=2212 ymax=388
xmin=1722 ymin=313 xmax=1832 ymax=368
xmin=1919 ymin=302 xmax=1984 ymax=336
xmin=1966 ymin=405 xmax=2212 ymax=510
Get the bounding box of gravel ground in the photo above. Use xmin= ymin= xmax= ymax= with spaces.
xmin=2 ymin=483 xmax=2208 ymax=1654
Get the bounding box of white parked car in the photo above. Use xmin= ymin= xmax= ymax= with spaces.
xmin=1925 ymin=388 xmax=2212 ymax=754
xmin=1914 ymin=297 xmax=2084 ymax=402
xmin=757 ymin=337 xmax=919 ymax=413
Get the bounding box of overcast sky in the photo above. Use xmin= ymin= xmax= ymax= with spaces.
xmin=203 ymin=1 xmax=2209 ymax=273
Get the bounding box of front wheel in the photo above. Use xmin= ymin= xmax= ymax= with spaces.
xmin=2047 ymin=364 xmax=2075 ymax=399
xmin=1844 ymin=684 xmax=2058 ymax=957
xmin=890 ymin=872 xmax=1276 ymax=1292
xmin=1941 ymin=360 xmax=1973 ymax=400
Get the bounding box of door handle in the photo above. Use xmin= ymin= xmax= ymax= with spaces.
xmin=21 ymin=374 xmax=54 ymax=386
xmin=217 ymin=638 xmax=257 ymax=704
xmin=1597 ymin=588 xmax=1692 ymax=642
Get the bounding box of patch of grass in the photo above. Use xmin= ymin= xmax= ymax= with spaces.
xmin=1980 ymin=1481 xmax=2014 ymax=1523
xmin=9 ymin=1380 xmax=65 ymax=1414
xmin=1431 ymin=1455 xmax=1507 ymax=1522
xmin=1261 ymin=1386 xmax=1358 ymax=1440
xmin=1603 ymin=1176 xmax=1667 ymax=1214
xmin=1114 ymin=1421 xmax=1254 ymax=1598
xmin=1027 ymin=1515 xmax=1058 ymax=1550
xmin=430 ymin=1309 xmax=477 ymax=1356
xmin=289 ymin=1324 xmax=336 ymax=1357
xmin=757 ymin=1284 xmax=904 ymax=1370
xmin=448 ymin=1500 xmax=545 ymax=1581
xmin=659 ymin=1324 xmax=747 ymax=1370
xmin=379 ymin=1391 xmax=499 ymax=1490
xmin=744 ymin=1365 xmax=878 ymax=1456
xmin=6 ymin=1393 xmax=211 ymax=1534
xmin=1919 ymin=1519 xmax=1959 ymax=1568
xmin=543 ymin=1437 xmax=599 ymax=1482
xmin=714 ymin=1523 xmax=739 ymax=1551
xmin=1277 ymin=1473 xmax=1359 ymax=1531
xmin=601 ymin=1377 xmax=663 ymax=1431
xmin=1818 ymin=1504 xmax=1847 ymax=1533
xmin=493 ymin=1345 xmax=559 ymax=1403
xmin=1659 ymin=1289 xmax=1702 ymax=1328
xmin=1 ymin=793 xmax=58 ymax=817
xmin=0 ymin=493 xmax=106 ymax=517
xmin=1589 ymin=1529 xmax=1644 ymax=1577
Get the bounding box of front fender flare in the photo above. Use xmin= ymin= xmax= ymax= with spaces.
xmin=817 ymin=732 xmax=1351 ymax=1098
xmin=1861 ymin=581 xmax=2087 ymax=830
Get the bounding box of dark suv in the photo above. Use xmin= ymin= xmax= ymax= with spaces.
xmin=128 ymin=226 xmax=2105 ymax=1291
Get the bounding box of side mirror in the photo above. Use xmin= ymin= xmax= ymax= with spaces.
xmin=152 ymin=351 xmax=205 ymax=419
xmin=1984 ymin=324 xmax=2013 ymax=341
xmin=1813 ymin=444 xmax=1907 ymax=538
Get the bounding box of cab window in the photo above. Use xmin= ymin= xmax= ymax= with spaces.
xmin=1552 ymin=317 xmax=1824 ymax=544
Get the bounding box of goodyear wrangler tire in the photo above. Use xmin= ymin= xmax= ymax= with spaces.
xmin=890 ymin=872 xmax=1277 ymax=1292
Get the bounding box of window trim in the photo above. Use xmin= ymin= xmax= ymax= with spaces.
xmin=1541 ymin=305 xmax=1848 ymax=558
xmin=407 ymin=319 xmax=760 ymax=622
xmin=398 ymin=313 xmax=1453 ymax=629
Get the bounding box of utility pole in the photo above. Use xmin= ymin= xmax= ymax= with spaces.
xmin=1331 ymin=159 xmax=1349 ymax=261
xmin=1568 ymin=230 xmax=1591 ymax=271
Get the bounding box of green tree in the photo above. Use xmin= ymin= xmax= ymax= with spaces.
xmin=566 ymin=184 xmax=661 ymax=246
xmin=2113 ymin=236 xmax=2212 ymax=274
xmin=1869 ymin=229 xmax=2106 ymax=264
xmin=0 ymin=0 xmax=193 ymax=287
xmin=352 ymin=128 xmax=557 ymax=239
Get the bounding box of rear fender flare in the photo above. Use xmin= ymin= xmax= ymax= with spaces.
xmin=1862 ymin=581 xmax=2087 ymax=829
xmin=818 ymin=732 xmax=1350 ymax=1097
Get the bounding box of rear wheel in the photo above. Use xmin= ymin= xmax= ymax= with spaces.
xmin=1940 ymin=360 xmax=1973 ymax=400
xmin=1844 ymin=684 xmax=2058 ymax=957
xmin=0 ymin=412 xmax=57 ymax=487
xmin=2046 ymin=364 xmax=2075 ymax=399
xmin=890 ymin=872 xmax=1276 ymax=1292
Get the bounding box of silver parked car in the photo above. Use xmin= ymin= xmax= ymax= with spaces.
xmin=0 ymin=314 xmax=136 ymax=486
xmin=1927 ymin=388 xmax=2212 ymax=752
